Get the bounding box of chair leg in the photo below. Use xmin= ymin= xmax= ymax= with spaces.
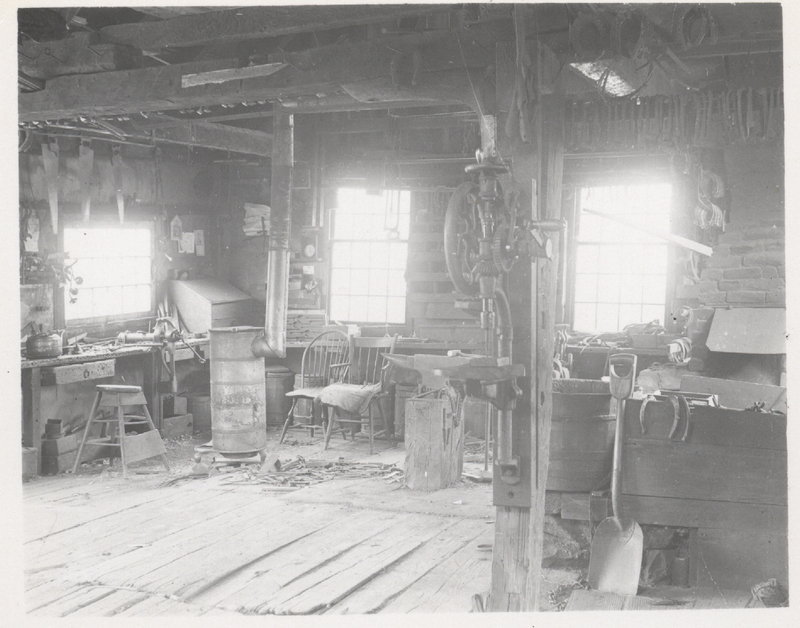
xmin=368 ymin=404 xmax=374 ymax=455
xmin=324 ymin=407 xmax=335 ymax=450
xmin=279 ymin=400 xmax=297 ymax=444
xmin=141 ymin=403 xmax=170 ymax=473
xmin=72 ymin=390 xmax=102 ymax=474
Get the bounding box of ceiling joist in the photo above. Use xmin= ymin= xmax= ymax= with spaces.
xmin=20 ymin=29 xmax=499 ymax=121
xmin=99 ymin=4 xmax=454 ymax=50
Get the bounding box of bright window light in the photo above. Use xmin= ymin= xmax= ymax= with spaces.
xmin=573 ymin=183 xmax=671 ymax=333
xmin=329 ymin=189 xmax=410 ymax=324
xmin=63 ymin=225 xmax=153 ymax=322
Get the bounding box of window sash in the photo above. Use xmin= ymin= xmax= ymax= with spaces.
xmin=62 ymin=221 xmax=155 ymax=325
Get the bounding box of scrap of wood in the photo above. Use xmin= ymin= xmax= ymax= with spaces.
xmin=181 ymin=62 xmax=287 ymax=88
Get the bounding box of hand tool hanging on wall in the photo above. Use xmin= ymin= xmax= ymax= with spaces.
xmin=77 ymin=137 xmax=94 ymax=222
xmin=41 ymin=136 xmax=59 ymax=234
xmin=112 ymin=143 xmax=124 ymax=224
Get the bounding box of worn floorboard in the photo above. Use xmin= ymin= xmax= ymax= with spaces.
xmin=325 ymin=517 xmax=489 ymax=614
xmin=187 ymin=508 xmax=409 ymax=608
xmin=380 ymin=526 xmax=493 ymax=613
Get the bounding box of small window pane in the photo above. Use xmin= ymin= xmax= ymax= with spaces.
xmin=349 ymin=296 xmax=368 ymax=322
xmin=367 ymin=297 xmax=387 ymax=322
xmin=573 ymin=304 xmax=596 ymax=333
xmin=574 ymin=273 xmax=598 ymax=303
xmin=350 ymin=269 xmax=370 ymax=295
xmin=596 ymin=303 xmax=618 ymax=332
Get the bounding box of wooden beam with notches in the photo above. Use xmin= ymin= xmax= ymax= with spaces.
xmin=19 ymin=29 xmax=500 ymax=121
xmin=99 ymin=4 xmax=454 ymax=49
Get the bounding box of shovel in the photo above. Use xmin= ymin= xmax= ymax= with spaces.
xmin=587 ymin=352 xmax=643 ymax=596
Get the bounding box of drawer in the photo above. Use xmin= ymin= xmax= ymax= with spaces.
xmin=42 ymin=359 xmax=115 ymax=386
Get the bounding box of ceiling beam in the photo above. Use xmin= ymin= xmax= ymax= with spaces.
xmin=19 ymin=32 xmax=141 ymax=80
xmin=99 ymin=4 xmax=455 ymax=49
xmin=320 ymin=111 xmax=478 ymax=134
xmin=152 ymin=121 xmax=272 ymax=156
xmin=20 ymin=29 xmax=499 ymax=121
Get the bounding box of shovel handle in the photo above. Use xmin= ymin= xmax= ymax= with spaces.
xmin=609 ymin=353 xmax=637 ymax=400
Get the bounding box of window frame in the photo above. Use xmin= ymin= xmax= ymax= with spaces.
xmin=326 ymin=187 xmax=411 ymax=326
xmin=60 ymin=218 xmax=156 ymax=328
xmin=568 ymin=179 xmax=674 ymax=333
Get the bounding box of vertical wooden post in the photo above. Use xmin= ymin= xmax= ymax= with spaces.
xmin=489 ymin=25 xmax=564 ymax=610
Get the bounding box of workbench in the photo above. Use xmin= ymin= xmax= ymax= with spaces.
xmin=21 ymin=338 xmax=209 ymax=472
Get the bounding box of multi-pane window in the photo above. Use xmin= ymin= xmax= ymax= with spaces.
xmin=329 ymin=188 xmax=410 ymax=324
xmin=573 ymin=183 xmax=671 ymax=333
xmin=63 ymin=224 xmax=153 ymax=322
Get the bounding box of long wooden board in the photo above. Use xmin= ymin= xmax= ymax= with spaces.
xmin=91 ymin=503 xmax=351 ymax=597
xmin=184 ymin=508 xmax=408 ymax=607
xmin=560 ymin=492 xmax=788 ymax=534
xmin=623 ymin=439 xmax=787 ymax=505
xmin=256 ymin=514 xmax=455 ymax=614
xmin=324 ymin=517 xmax=488 ymax=614
xmin=381 ymin=526 xmax=493 ymax=612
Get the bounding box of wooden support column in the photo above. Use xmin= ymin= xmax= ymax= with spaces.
xmin=489 ymin=14 xmax=565 ymax=610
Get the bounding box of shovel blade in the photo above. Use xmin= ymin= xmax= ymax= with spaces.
xmin=587 ymin=517 xmax=644 ymax=596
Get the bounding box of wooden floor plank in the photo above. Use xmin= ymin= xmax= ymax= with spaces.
xmin=65 ymin=492 xmax=294 ymax=583
xmin=28 ymin=584 xmax=117 ymax=616
xmin=25 ymin=581 xmax=85 ymax=613
xmin=188 ymin=508 xmax=408 ymax=608
xmin=23 ymin=486 xmax=179 ymax=543
xmin=67 ymin=588 xmax=153 ymax=616
xmin=26 ymin=489 xmax=247 ymax=568
xmin=259 ymin=514 xmax=456 ymax=615
xmin=111 ymin=502 xmax=352 ymax=598
xmin=379 ymin=526 xmax=493 ymax=613
xmin=326 ymin=517 xmax=489 ymax=614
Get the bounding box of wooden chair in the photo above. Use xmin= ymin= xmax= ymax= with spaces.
xmin=320 ymin=335 xmax=398 ymax=454
xmin=279 ymin=330 xmax=350 ymax=444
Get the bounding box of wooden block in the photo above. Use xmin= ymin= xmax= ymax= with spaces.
xmin=161 ymin=414 xmax=193 ymax=439
xmin=404 ymin=398 xmax=464 ymax=491
xmin=41 ymin=444 xmax=115 ymax=475
xmin=22 ymin=447 xmax=38 ymax=480
xmin=41 ymin=359 xmax=115 ymax=386
xmin=559 ymin=493 xmax=590 ymax=521
xmin=121 ymin=430 xmax=166 ymax=464
xmin=40 ymin=433 xmax=78 ymax=457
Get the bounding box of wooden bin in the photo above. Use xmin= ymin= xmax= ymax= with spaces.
xmin=404 ymin=396 xmax=463 ymax=491
xmin=549 ymin=380 xmax=613 ymax=492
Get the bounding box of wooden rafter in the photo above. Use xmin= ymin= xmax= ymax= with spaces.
xmin=20 ymin=29 xmax=501 ymax=121
xmin=99 ymin=4 xmax=453 ymax=49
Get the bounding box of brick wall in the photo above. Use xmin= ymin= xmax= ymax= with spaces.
xmin=675 ymin=141 xmax=785 ymax=308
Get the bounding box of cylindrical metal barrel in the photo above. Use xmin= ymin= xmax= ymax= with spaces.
xmin=265 ymin=365 xmax=293 ymax=426
xmin=210 ymin=327 xmax=267 ymax=455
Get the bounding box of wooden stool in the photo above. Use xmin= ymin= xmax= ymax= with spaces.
xmin=72 ymin=385 xmax=170 ymax=478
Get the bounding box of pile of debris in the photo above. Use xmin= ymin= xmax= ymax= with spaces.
xmin=220 ymin=456 xmax=404 ymax=488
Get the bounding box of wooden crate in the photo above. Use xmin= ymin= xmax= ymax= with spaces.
xmin=621 ymin=399 xmax=788 ymax=589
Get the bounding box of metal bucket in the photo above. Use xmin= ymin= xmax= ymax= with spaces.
xmin=265 ymin=365 xmax=293 ymax=427
xmin=209 ymin=327 xmax=267 ymax=455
